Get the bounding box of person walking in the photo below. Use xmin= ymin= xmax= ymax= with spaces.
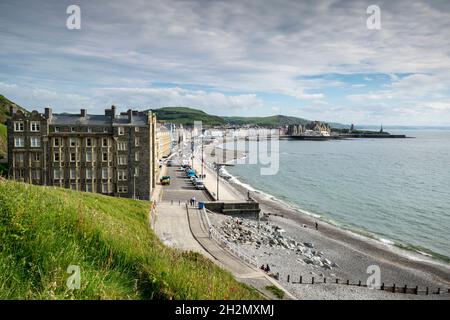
xmin=315 ymin=222 xmax=318 ymax=230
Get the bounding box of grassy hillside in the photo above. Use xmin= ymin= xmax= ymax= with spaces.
xmin=0 ymin=95 xmax=27 ymax=124
xmin=0 ymin=123 xmax=6 ymax=159
xmin=224 ymin=115 xmax=310 ymax=127
xmin=152 ymin=107 xmax=348 ymax=128
xmin=0 ymin=179 xmax=261 ymax=300
xmin=151 ymin=107 xmax=225 ymax=126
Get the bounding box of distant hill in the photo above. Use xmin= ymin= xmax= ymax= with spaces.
xmin=224 ymin=115 xmax=310 ymax=127
xmin=151 ymin=106 xmax=348 ymax=128
xmin=149 ymin=107 xmax=225 ymax=126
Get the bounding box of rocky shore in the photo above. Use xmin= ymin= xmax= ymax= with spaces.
xmin=201 ymin=140 xmax=450 ymax=300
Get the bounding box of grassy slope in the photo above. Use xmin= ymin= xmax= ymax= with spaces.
xmin=0 ymin=123 xmax=6 ymax=159
xmin=0 ymin=179 xmax=261 ymax=300
xmin=224 ymin=115 xmax=310 ymax=127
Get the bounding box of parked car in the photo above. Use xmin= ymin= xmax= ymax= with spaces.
xmin=195 ymin=179 xmax=205 ymax=190
xmin=160 ymin=176 xmax=171 ymax=185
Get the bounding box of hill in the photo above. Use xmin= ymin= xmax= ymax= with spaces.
xmin=150 ymin=107 xmax=225 ymax=126
xmin=0 ymin=179 xmax=261 ymax=299
xmin=151 ymin=107 xmax=348 ymax=128
xmin=0 ymin=95 xmax=27 ymax=124
xmin=0 ymin=123 xmax=6 ymax=159
xmin=224 ymin=115 xmax=310 ymax=127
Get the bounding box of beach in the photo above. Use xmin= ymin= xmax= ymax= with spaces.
xmin=197 ymin=140 xmax=450 ymax=300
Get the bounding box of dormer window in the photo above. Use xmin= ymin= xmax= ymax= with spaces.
xmin=118 ymin=127 xmax=124 ymax=135
xmin=71 ymin=127 xmax=76 ymax=133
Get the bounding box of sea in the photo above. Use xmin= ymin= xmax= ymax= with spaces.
xmin=223 ymin=129 xmax=450 ymax=262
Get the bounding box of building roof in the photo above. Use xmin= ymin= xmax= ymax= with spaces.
xmin=50 ymin=113 xmax=148 ymax=126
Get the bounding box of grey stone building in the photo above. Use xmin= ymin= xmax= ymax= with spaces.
xmin=7 ymin=106 xmax=156 ymax=200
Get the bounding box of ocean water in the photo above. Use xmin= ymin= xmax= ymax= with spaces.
xmin=224 ymin=130 xmax=450 ymax=261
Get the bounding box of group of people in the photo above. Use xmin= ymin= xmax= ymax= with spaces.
xmin=260 ymin=264 xmax=271 ymax=273
xmin=189 ymin=196 xmax=196 ymax=206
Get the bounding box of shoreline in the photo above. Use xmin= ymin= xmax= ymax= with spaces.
xmin=201 ymin=141 xmax=450 ymax=299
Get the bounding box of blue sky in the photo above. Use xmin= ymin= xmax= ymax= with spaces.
xmin=1 ymin=0 xmax=450 ymax=125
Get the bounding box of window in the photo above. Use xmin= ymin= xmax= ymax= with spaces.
xmin=135 ymin=137 xmax=140 ymax=146
xmin=102 ymin=183 xmax=108 ymax=193
xmin=14 ymin=137 xmax=24 ymax=147
xmin=118 ymin=185 xmax=128 ymax=193
xmin=30 ymin=121 xmax=40 ymax=132
xmin=70 ymin=153 xmax=76 ymax=162
xmin=87 ymin=127 xmax=92 ymax=133
xmin=71 ymin=127 xmax=76 ymax=133
xmin=15 ymin=153 xmax=24 ymax=163
xmin=53 ymin=169 xmax=62 ymax=180
xmin=32 ymin=169 xmax=40 ymax=180
xmin=118 ymin=155 xmax=127 ymax=165
xmin=135 ymin=127 xmax=139 ymax=132
xmin=54 ymin=127 xmax=60 ymax=133
xmin=14 ymin=121 xmax=24 ymax=132
xmin=134 ymin=152 xmax=139 ymax=161
xmin=70 ymin=183 xmax=77 ymax=190
xmin=54 ymin=138 xmax=61 ymax=147
xmin=118 ymin=141 xmax=127 ymax=151
xmin=17 ymin=169 xmax=25 ymax=179
xmin=70 ymin=168 xmax=77 ymax=179
xmin=102 ymin=152 xmax=108 ymax=162
xmin=85 ymin=168 xmax=93 ymax=179
xmin=103 ymin=127 xmax=108 ymax=133
xmin=101 ymin=167 xmax=109 ymax=179
xmin=86 ymin=151 xmax=92 ymax=162
xmin=102 ymin=138 xmax=108 ymax=147
xmin=86 ymin=184 xmax=92 ymax=192
xmin=118 ymin=127 xmax=124 ymax=135
xmin=118 ymin=170 xmax=127 ymax=181
xmin=70 ymin=138 xmax=78 ymax=147
xmin=86 ymin=138 xmax=93 ymax=147
xmin=134 ymin=167 xmax=139 ymax=177
xmin=30 ymin=137 xmax=41 ymax=148
xmin=33 ymin=153 xmax=41 ymax=162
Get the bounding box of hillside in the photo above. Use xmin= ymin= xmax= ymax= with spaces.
xmin=0 ymin=123 xmax=6 ymax=159
xmin=224 ymin=115 xmax=310 ymax=127
xmin=152 ymin=107 xmax=348 ymax=128
xmin=0 ymin=95 xmax=27 ymax=124
xmin=150 ymin=107 xmax=225 ymax=126
xmin=0 ymin=179 xmax=261 ymax=300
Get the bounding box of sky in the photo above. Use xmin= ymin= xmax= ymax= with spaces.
xmin=1 ymin=0 xmax=450 ymax=126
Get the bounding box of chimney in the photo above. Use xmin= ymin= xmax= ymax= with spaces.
xmin=80 ymin=109 xmax=87 ymax=117
xmin=127 ymin=109 xmax=133 ymax=123
xmin=45 ymin=107 xmax=52 ymax=119
xmin=111 ymin=105 xmax=116 ymax=119
xmin=9 ymin=105 xmax=15 ymax=116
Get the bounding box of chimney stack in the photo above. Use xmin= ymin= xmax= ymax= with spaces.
xmin=127 ymin=109 xmax=133 ymax=123
xmin=45 ymin=107 xmax=52 ymax=119
xmin=111 ymin=105 xmax=116 ymax=119
xmin=80 ymin=109 xmax=87 ymax=117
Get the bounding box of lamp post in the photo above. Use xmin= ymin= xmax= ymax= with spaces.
xmin=215 ymin=163 xmax=220 ymax=201
xmin=201 ymin=136 xmax=204 ymax=178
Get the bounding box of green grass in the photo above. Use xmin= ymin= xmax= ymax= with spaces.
xmin=0 ymin=123 xmax=6 ymax=159
xmin=150 ymin=107 xmax=225 ymax=126
xmin=0 ymin=179 xmax=262 ymax=300
xmin=265 ymin=285 xmax=284 ymax=299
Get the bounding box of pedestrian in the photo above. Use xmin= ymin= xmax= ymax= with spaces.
xmin=265 ymin=264 xmax=270 ymax=273
xmin=192 ymin=196 xmax=196 ymax=206
xmin=315 ymin=222 xmax=318 ymax=230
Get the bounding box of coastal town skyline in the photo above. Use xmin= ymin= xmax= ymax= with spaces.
xmin=1 ymin=0 xmax=450 ymax=126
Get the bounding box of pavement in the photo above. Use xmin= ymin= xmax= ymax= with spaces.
xmin=152 ymin=147 xmax=297 ymax=300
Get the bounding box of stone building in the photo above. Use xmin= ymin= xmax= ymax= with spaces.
xmin=7 ymin=106 xmax=157 ymax=200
